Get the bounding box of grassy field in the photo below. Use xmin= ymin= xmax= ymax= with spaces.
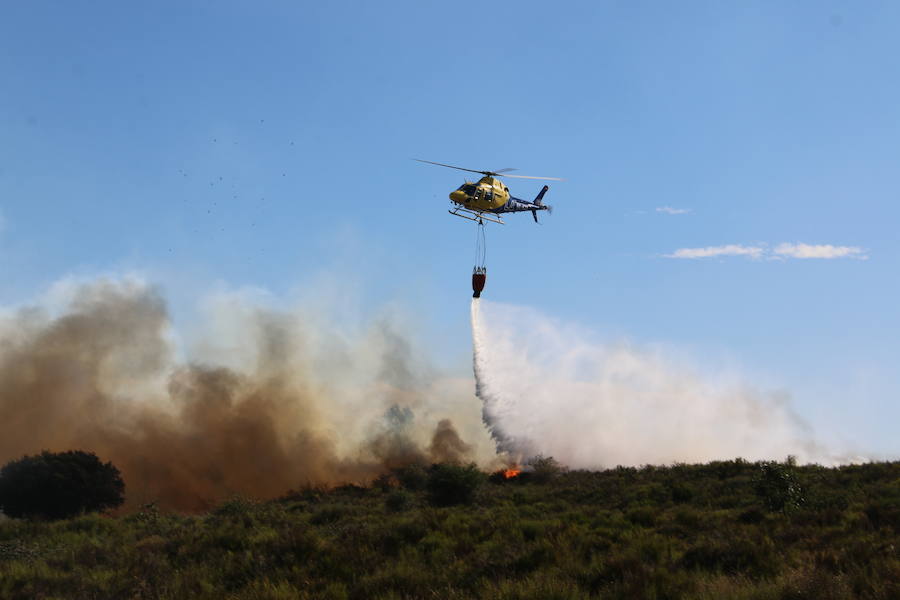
xmin=1 ymin=459 xmax=898 ymax=599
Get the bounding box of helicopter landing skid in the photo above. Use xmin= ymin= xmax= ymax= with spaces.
xmin=448 ymin=207 xmax=505 ymax=225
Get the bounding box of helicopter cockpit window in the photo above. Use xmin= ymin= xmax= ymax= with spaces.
xmin=458 ymin=184 xmax=476 ymax=194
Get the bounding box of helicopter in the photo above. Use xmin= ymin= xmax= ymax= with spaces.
xmin=416 ymin=159 xmax=562 ymax=224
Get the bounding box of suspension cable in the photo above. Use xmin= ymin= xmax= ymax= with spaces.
xmin=474 ymin=221 xmax=486 ymax=269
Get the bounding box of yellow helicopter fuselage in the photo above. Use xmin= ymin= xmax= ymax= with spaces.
xmin=448 ymin=176 xmax=510 ymax=211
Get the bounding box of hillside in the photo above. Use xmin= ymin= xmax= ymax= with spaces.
xmin=1 ymin=459 xmax=898 ymax=599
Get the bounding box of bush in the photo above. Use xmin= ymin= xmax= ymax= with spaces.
xmin=755 ymin=458 xmax=805 ymax=513
xmin=385 ymin=490 xmax=413 ymax=512
xmin=680 ymin=534 xmax=780 ymax=578
xmin=669 ymin=481 xmax=693 ymax=504
xmin=863 ymin=500 xmax=900 ymax=531
xmin=0 ymin=450 xmax=124 ymax=520
xmin=626 ymin=507 xmax=657 ymax=528
xmin=394 ymin=464 xmax=428 ymax=491
xmin=426 ymin=463 xmax=484 ymax=506
xmin=738 ymin=507 xmax=766 ymax=524
xmin=527 ymin=455 xmax=567 ymax=483
xmin=310 ymin=505 xmax=350 ymax=525
xmin=372 ymin=473 xmax=396 ymax=492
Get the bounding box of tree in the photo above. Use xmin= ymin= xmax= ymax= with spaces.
xmin=0 ymin=450 xmax=125 ymax=519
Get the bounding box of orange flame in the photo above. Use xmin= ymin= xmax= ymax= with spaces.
xmin=503 ymin=467 xmax=521 ymax=479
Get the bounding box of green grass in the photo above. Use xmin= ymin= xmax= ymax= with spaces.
xmin=1 ymin=459 xmax=898 ymax=599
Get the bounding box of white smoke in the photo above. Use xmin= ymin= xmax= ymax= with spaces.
xmin=472 ymin=299 xmax=834 ymax=467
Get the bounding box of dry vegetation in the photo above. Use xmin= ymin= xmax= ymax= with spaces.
xmin=1 ymin=459 xmax=898 ymax=599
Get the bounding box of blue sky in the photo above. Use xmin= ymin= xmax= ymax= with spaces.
xmin=1 ymin=1 xmax=898 ymax=455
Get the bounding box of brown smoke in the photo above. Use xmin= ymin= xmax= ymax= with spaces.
xmin=428 ymin=418 xmax=472 ymax=464
xmin=0 ymin=280 xmax=477 ymax=512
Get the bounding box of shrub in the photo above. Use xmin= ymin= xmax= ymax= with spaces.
xmin=669 ymin=481 xmax=693 ymax=503
xmin=626 ymin=507 xmax=657 ymax=528
xmin=426 ymin=463 xmax=484 ymax=506
xmin=394 ymin=464 xmax=428 ymax=491
xmin=212 ymin=496 xmax=255 ymax=518
xmin=0 ymin=450 xmax=124 ymax=519
xmin=755 ymin=459 xmax=805 ymax=513
xmin=680 ymin=534 xmax=780 ymax=578
xmin=709 ymin=458 xmax=751 ymax=480
xmin=372 ymin=473 xmax=396 ymax=492
xmin=385 ymin=490 xmax=413 ymax=512
xmin=527 ymin=455 xmax=567 ymax=483
xmin=673 ymin=506 xmax=703 ymax=529
xmin=310 ymin=505 xmax=349 ymax=525
xmin=863 ymin=500 xmax=900 ymax=531
xmin=738 ymin=507 xmax=766 ymax=524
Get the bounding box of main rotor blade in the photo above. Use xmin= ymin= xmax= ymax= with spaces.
xmin=415 ymin=159 xmax=563 ymax=180
xmin=499 ymin=173 xmax=565 ymax=181
xmin=414 ymin=159 xmax=487 ymax=175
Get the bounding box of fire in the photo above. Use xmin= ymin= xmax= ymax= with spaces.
xmin=503 ymin=467 xmax=521 ymax=479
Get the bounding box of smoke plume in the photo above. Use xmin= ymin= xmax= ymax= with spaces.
xmin=0 ymin=276 xmax=848 ymax=512
xmin=0 ymin=278 xmax=490 ymax=511
xmin=472 ymin=299 xmax=834 ymax=467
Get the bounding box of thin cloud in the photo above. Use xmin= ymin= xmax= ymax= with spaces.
xmin=773 ymin=243 xmax=867 ymax=260
xmin=665 ymin=244 xmax=764 ymax=259
xmin=656 ymin=206 xmax=691 ymax=215
xmin=665 ymin=242 xmax=868 ymax=260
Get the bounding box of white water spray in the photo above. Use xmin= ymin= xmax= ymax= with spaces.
xmin=471 ymin=299 xmax=532 ymax=460
xmin=472 ymin=298 xmax=833 ymax=467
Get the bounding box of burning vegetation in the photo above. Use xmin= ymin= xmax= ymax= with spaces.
xmin=488 ymin=465 xmax=527 ymax=483
xmin=503 ymin=466 xmax=521 ymax=479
